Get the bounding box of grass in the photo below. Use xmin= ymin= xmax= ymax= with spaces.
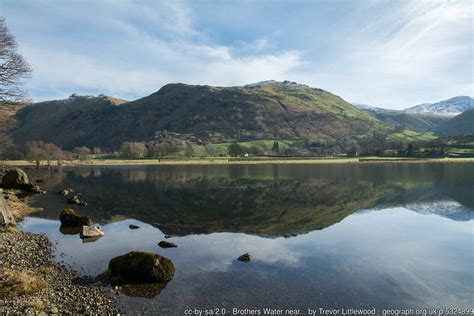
xmin=0 ymin=224 xmax=19 ymax=234
xmin=0 ymin=268 xmax=48 ymax=299
xmin=2 ymin=157 xmax=474 ymax=167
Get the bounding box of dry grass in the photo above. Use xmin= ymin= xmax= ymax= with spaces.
xmin=4 ymin=192 xmax=42 ymax=220
xmin=38 ymin=265 xmax=56 ymax=274
xmin=0 ymin=268 xmax=48 ymax=299
xmin=26 ymin=299 xmax=45 ymax=311
xmin=0 ymin=224 xmax=18 ymax=234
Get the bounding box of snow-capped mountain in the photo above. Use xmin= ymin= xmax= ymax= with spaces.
xmin=404 ymin=96 xmax=474 ymax=117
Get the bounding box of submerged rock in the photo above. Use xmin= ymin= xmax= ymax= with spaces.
xmin=129 ymin=224 xmax=140 ymax=230
xmin=59 ymin=208 xmax=91 ymax=227
xmin=67 ymin=195 xmax=87 ymax=207
xmin=80 ymin=225 xmax=104 ymax=238
xmin=158 ymin=241 xmax=177 ymax=248
xmin=59 ymin=188 xmax=74 ymax=196
xmin=237 ymin=253 xmax=252 ymax=262
xmin=106 ymin=251 xmax=175 ymax=283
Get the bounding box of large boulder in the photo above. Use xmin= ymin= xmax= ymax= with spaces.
xmin=1 ymin=169 xmax=45 ymax=194
xmin=59 ymin=208 xmax=91 ymax=227
xmin=108 ymin=251 xmax=175 ymax=283
xmin=1 ymin=169 xmax=29 ymax=189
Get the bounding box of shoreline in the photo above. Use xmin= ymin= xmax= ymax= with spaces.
xmin=0 ymin=188 xmax=121 ymax=314
xmin=1 ymin=157 xmax=474 ymax=167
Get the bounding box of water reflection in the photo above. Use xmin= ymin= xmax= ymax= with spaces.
xmin=25 ymin=164 xmax=474 ymax=237
xmin=19 ymin=164 xmax=474 ymax=311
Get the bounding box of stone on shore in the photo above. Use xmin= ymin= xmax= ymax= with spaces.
xmin=80 ymin=225 xmax=104 ymax=238
xmin=1 ymin=169 xmax=29 ymax=189
xmin=59 ymin=209 xmax=91 ymax=227
xmin=107 ymin=251 xmax=175 ymax=283
xmin=158 ymin=241 xmax=177 ymax=248
xmin=1 ymin=169 xmax=46 ymax=194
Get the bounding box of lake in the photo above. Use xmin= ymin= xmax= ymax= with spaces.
xmin=19 ymin=163 xmax=474 ymax=314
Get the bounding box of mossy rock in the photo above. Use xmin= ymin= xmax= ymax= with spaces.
xmin=108 ymin=251 xmax=175 ymax=283
xmin=59 ymin=208 xmax=91 ymax=227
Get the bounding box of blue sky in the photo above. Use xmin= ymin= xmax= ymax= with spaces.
xmin=1 ymin=0 xmax=472 ymax=109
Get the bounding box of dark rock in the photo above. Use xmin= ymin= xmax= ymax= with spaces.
xmin=129 ymin=224 xmax=140 ymax=230
xmin=158 ymin=241 xmax=177 ymax=248
xmin=67 ymin=195 xmax=87 ymax=207
xmin=59 ymin=208 xmax=91 ymax=227
xmin=35 ymin=179 xmax=44 ymax=183
xmin=237 ymin=252 xmax=252 ymax=262
xmin=1 ymin=168 xmax=29 ymax=189
xmin=106 ymin=251 xmax=175 ymax=283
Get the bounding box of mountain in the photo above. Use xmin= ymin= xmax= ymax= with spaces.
xmin=12 ymin=81 xmax=392 ymax=150
xmin=353 ymin=104 xmax=449 ymax=132
xmin=404 ymin=96 xmax=474 ymax=117
xmin=436 ymin=109 xmax=474 ymax=136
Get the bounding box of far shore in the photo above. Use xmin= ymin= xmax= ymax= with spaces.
xmin=2 ymin=156 xmax=474 ymax=167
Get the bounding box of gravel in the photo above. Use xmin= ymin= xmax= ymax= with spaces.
xmin=0 ymin=231 xmax=122 ymax=315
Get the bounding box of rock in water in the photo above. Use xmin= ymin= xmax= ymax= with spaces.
xmin=59 ymin=208 xmax=91 ymax=227
xmin=108 ymin=251 xmax=175 ymax=283
xmin=129 ymin=224 xmax=140 ymax=230
xmin=1 ymin=168 xmax=29 ymax=189
xmin=237 ymin=253 xmax=252 ymax=262
xmin=80 ymin=225 xmax=104 ymax=238
xmin=67 ymin=195 xmax=87 ymax=206
xmin=158 ymin=241 xmax=177 ymax=248
xmin=59 ymin=188 xmax=74 ymax=196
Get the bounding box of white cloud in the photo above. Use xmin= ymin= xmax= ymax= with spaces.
xmin=3 ymin=0 xmax=472 ymax=107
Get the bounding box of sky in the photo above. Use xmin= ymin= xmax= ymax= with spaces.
xmin=1 ymin=0 xmax=472 ymax=109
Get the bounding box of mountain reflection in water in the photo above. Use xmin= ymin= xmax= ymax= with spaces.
xmin=18 ymin=163 xmax=474 ymax=312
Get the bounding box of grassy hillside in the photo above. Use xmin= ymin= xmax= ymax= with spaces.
xmin=436 ymin=109 xmax=474 ymax=136
xmin=363 ymin=108 xmax=449 ymax=132
xmin=13 ymin=94 xmax=122 ymax=149
xmin=12 ymin=82 xmax=394 ymax=150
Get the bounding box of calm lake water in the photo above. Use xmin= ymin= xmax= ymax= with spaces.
xmin=19 ymin=163 xmax=474 ymax=314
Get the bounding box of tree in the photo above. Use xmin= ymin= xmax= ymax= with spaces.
xmin=43 ymin=143 xmax=63 ymax=165
xmin=228 ymin=143 xmax=245 ymax=157
xmin=119 ymin=142 xmax=147 ymax=159
xmin=272 ymin=141 xmax=280 ymax=153
xmin=407 ymin=143 xmax=414 ymax=157
xmin=150 ymin=143 xmax=171 ymax=160
xmin=25 ymin=141 xmax=46 ymax=167
xmin=0 ymin=18 xmax=32 ymax=103
xmin=73 ymin=146 xmax=91 ymax=161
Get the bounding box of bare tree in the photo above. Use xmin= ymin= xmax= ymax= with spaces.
xmin=0 ymin=18 xmax=32 ymax=103
xmin=43 ymin=143 xmax=63 ymax=165
xmin=119 ymin=142 xmax=148 ymax=159
xmin=26 ymin=141 xmax=46 ymax=167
